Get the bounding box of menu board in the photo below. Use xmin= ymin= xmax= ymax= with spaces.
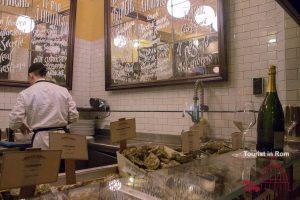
xmin=0 ymin=0 xmax=76 ymax=88
xmin=105 ymin=0 xmax=226 ymax=90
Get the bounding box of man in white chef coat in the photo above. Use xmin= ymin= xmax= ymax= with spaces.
xmin=9 ymin=62 xmax=79 ymax=149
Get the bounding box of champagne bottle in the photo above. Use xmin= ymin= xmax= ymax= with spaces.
xmin=256 ymin=65 xmax=284 ymax=153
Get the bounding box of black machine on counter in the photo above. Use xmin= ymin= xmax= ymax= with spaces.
xmin=90 ymin=98 xmax=110 ymax=112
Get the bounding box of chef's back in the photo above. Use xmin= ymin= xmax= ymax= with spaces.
xmin=9 ymin=78 xmax=79 ymax=149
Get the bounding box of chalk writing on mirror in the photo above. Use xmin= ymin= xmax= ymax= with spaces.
xmin=0 ymin=0 xmax=30 ymax=7
xmin=112 ymin=0 xmax=135 ymax=25
xmin=108 ymin=0 xmax=221 ymax=87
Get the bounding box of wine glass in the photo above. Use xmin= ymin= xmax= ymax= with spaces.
xmin=285 ymin=105 xmax=298 ymax=139
xmin=284 ymin=105 xmax=298 ymax=152
xmin=232 ymin=101 xmax=256 ymax=158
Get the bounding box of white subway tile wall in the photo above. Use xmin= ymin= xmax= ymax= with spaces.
xmin=70 ymin=39 xmax=93 ymax=107
xmin=285 ymin=13 xmax=300 ymax=105
xmin=0 ymin=87 xmax=22 ymax=129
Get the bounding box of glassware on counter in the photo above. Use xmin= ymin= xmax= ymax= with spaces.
xmin=285 ymin=105 xmax=298 ymax=139
xmin=284 ymin=105 xmax=299 ymax=152
xmin=232 ymin=101 xmax=256 ymax=159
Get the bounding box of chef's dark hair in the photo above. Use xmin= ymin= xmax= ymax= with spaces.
xmin=28 ymin=63 xmax=47 ymax=77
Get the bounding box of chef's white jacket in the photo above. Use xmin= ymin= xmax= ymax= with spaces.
xmin=9 ymin=79 xmax=79 ymax=149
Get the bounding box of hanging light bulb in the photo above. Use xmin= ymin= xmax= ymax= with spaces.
xmin=16 ymin=16 xmax=35 ymax=33
xmin=194 ymin=6 xmax=215 ymax=26
xmin=133 ymin=40 xmax=140 ymax=48
xmin=167 ymin=0 xmax=191 ymax=19
xmin=113 ymin=35 xmax=127 ymax=48
xmin=193 ymin=39 xmax=199 ymax=47
xmin=212 ymin=16 xmax=218 ymax=31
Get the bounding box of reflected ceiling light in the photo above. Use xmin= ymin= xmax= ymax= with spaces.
xmin=167 ymin=0 xmax=191 ymax=19
xmin=129 ymin=177 xmax=135 ymax=183
xmin=213 ymin=66 xmax=219 ymax=74
xmin=108 ymin=180 xmax=121 ymax=191
xmin=133 ymin=40 xmax=140 ymax=48
xmin=193 ymin=39 xmax=199 ymax=47
xmin=16 ymin=16 xmax=35 ymax=33
xmin=195 ymin=6 xmax=215 ymax=26
xmin=268 ymin=38 xmax=277 ymax=43
xmin=212 ymin=17 xmax=218 ymax=31
xmin=113 ymin=35 xmax=127 ymax=48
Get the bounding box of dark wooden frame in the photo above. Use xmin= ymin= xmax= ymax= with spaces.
xmin=0 ymin=0 xmax=77 ymax=90
xmin=105 ymin=0 xmax=227 ymax=91
xmin=275 ymin=0 xmax=300 ymax=26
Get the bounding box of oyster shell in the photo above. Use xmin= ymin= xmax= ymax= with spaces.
xmin=161 ymin=160 xmax=180 ymax=169
xmin=121 ymin=145 xmax=194 ymax=171
xmin=144 ymin=153 xmax=160 ymax=170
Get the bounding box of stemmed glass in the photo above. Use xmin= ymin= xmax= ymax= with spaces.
xmin=284 ymin=105 xmax=298 ymax=152
xmin=232 ymin=101 xmax=256 ymax=158
xmin=285 ymin=105 xmax=298 ymax=139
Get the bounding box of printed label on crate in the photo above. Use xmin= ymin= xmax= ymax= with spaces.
xmin=181 ymin=130 xmax=201 ymax=154
xmin=110 ymin=118 xmax=136 ymax=143
xmin=0 ymin=150 xmax=61 ymax=190
xmin=49 ymin=133 xmax=88 ymax=160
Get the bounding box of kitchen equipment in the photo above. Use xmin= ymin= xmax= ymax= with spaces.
xmin=182 ymin=80 xmax=209 ymax=124
xmin=90 ymin=98 xmax=110 ymax=112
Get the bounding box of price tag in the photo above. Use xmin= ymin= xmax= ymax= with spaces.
xmin=49 ymin=133 xmax=88 ymax=160
xmin=181 ymin=130 xmax=201 ymax=154
xmin=0 ymin=150 xmax=61 ymax=190
xmin=110 ymin=118 xmax=136 ymax=143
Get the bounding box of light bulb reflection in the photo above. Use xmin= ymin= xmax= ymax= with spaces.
xmin=167 ymin=0 xmax=191 ymax=19
xmin=193 ymin=39 xmax=199 ymax=47
xmin=133 ymin=40 xmax=140 ymax=48
xmin=212 ymin=17 xmax=218 ymax=31
xmin=129 ymin=177 xmax=135 ymax=183
xmin=268 ymin=38 xmax=277 ymax=43
xmin=213 ymin=66 xmax=220 ymax=74
xmin=114 ymin=35 xmax=127 ymax=48
xmin=195 ymin=6 xmax=215 ymax=26
xmin=16 ymin=16 xmax=35 ymax=33
xmin=108 ymin=180 xmax=122 ymax=191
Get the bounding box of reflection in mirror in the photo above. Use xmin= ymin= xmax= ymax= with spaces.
xmin=105 ymin=0 xmax=226 ymax=90
xmin=0 ymin=0 xmax=75 ymax=88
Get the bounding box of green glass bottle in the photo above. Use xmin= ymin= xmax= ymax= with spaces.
xmin=256 ymin=65 xmax=285 ymax=153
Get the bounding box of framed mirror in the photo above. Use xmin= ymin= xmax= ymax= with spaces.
xmin=0 ymin=0 xmax=77 ymax=89
xmin=105 ymin=0 xmax=227 ymax=90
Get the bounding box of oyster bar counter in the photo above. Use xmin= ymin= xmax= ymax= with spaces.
xmin=6 ymin=143 xmax=298 ymax=200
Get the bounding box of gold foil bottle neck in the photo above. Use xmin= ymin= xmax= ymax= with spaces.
xmin=267 ymin=65 xmax=276 ymax=92
xmin=268 ymin=65 xmax=276 ymax=75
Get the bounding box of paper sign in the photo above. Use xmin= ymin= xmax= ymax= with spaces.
xmin=49 ymin=133 xmax=88 ymax=160
xmin=0 ymin=150 xmax=61 ymax=190
xmin=110 ymin=119 xmax=136 ymax=143
xmin=181 ymin=131 xmax=201 ymax=154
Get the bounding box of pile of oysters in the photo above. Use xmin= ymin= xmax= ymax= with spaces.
xmin=122 ymin=145 xmax=192 ymax=171
xmin=199 ymin=141 xmax=232 ymax=155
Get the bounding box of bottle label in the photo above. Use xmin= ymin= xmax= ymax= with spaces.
xmin=274 ymin=132 xmax=284 ymax=150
